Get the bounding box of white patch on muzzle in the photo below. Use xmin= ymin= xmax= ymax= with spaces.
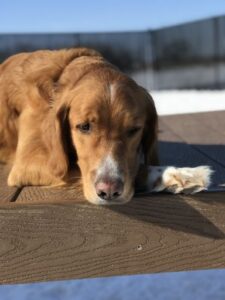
xmin=96 ymin=154 xmax=121 ymax=180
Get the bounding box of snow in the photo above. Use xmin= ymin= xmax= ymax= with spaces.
xmin=1 ymin=269 xmax=225 ymax=300
xmin=151 ymin=90 xmax=225 ymax=115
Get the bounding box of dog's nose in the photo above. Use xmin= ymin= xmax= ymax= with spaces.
xmin=95 ymin=179 xmax=124 ymax=201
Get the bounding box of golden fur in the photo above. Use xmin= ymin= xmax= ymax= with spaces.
xmin=0 ymin=48 xmax=158 ymax=204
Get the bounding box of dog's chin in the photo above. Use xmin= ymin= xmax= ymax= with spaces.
xmin=84 ymin=188 xmax=134 ymax=205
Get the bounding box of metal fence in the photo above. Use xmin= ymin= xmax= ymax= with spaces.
xmin=1 ymin=15 xmax=225 ymax=90
xmin=151 ymin=16 xmax=225 ymax=89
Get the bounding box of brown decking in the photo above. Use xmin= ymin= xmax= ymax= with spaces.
xmin=0 ymin=111 xmax=225 ymax=284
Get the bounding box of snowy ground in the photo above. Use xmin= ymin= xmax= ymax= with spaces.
xmin=1 ymin=90 xmax=225 ymax=300
xmin=1 ymin=270 xmax=225 ymax=300
xmin=151 ymin=90 xmax=225 ymax=116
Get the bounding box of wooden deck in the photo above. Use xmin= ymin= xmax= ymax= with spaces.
xmin=0 ymin=111 xmax=225 ymax=284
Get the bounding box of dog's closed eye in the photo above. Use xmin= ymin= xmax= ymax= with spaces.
xmin=126 ymin=127 xmax=142 ymax=138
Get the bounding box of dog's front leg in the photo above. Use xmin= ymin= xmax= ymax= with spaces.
xmin=7 ymin=108 xmax=63 ymax=187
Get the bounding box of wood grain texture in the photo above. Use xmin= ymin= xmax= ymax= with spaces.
xmin=0 ymin=164 xmax=22 ymax=203
xmin=0 ymin=193 xmax=225 ymax=284
xmin=15 ymin=181 xmax=84 ymax=204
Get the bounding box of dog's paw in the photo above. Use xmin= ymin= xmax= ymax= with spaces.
xmin=7 ymin=165 xmax=65 ymax=187
xmin=148 ymin=166 xmax=213 ymax=194
xmin=7 ymin=167 xmax=23 ymax=187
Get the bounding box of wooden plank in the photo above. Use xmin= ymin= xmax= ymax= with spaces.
xmin=0 ymin=193 xmax=225 ymax=284
xmin=158 ymin=119 xmax=210 ymax=166
xmin=161 ymin=112 xmax=225 ymax=167
xmin=161 ymin=113 xmax=225 ymax=190
xmin=11 ymin=168 xmax=84 ymax=204
xmin=0 ymin=164 xmax=22 ymax=203
xmin=158 ymin=118 xmax=225 ymax=189
xmin=15 ymin=181 xmax=85 ymax=204
xmin=195 ymin=111 xmax=225 ymax=138
xmin=0 ymin=112 xmax=224 ymax=284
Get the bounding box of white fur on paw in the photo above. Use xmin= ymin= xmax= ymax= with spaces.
xmin=148 ymin=166 xmax=213 ymax=194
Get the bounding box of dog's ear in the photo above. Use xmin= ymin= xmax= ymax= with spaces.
xmin=140 ymin=88 xmax=159 ymax=166
xmin=42 ymin=105 xmax=69 ymax=179
xmin=135 ymin=88 xmax=159 ymax=191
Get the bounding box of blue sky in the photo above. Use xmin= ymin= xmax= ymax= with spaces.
xmin=1 ymin=0 xmax=225 ymax=33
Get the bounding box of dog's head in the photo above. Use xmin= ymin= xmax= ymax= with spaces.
xmin=43 ymin=62 xmax=158 ymax=204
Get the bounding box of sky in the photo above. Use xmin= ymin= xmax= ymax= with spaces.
xmin=1 ymin=0 xmax=225 ymax=33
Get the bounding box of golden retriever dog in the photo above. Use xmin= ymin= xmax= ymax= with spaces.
xmin=0 ymin=48 xmax=212 ymax=204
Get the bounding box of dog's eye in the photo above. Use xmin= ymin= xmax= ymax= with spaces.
xmin=127 ymin=127 xmax=141 ymax=137
xmin=76 ymin=122 xmax=91 ymax=133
